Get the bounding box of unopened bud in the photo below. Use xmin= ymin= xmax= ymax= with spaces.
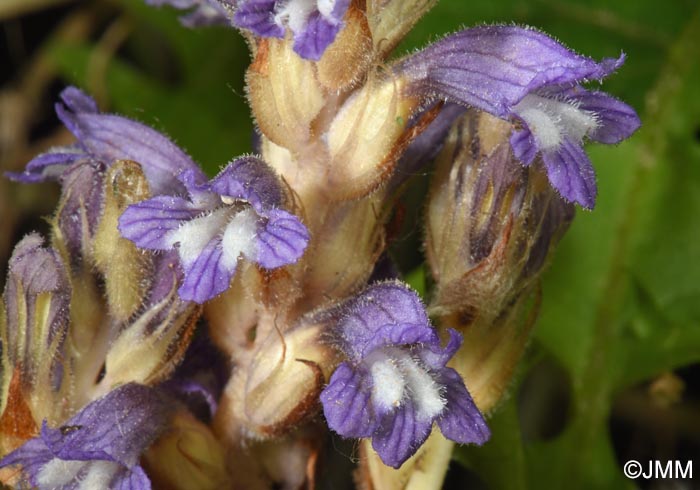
xmin=425 ymin=110 xmax=574 ymax=410
xmin=143 ymin=411 xmax=230 ymax=490
xmin=317 ymin=4 xmax=373 ymax=90
xmin=326 ymin=74 xmax=421 ymax=199
xmin=247 ymin=38 xmax=326 ymax=153
xmin=366 ymin=0 xmax=438 ymax=58
xmin=93 ymin=160 xmax=152 ymax=321
xmin=214 ymin=313 xmax=336 ymax=440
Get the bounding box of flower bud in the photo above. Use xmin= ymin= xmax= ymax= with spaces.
xmin=247 ymin=38 xmax=327 ymax=153
xmin=301 ymin=197 xmax=385 ymax=306
xmin=214 ymin=313 xmax=336 ymax=441
xmin=425 ymin=109 xmax=574 ymax=411
xmin=316 ymin=3 xmax=373 ymax=90
xmin=143 ymin=411 xmax=231 ymax=490
xmin=0 ymin=234 xmax=70 ymax=453
xmin=325 ymin=74 xmax=422 ymax=199
xmin=366 ymin=0 xmax=437 ymax=58
xmin=92 ymin=160 xmax=152 ymax=321
xmin=1 ymin=160 xmax=200 ymax=459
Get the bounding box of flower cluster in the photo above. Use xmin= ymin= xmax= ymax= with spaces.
xmin=1 ymin=0 xmax=640 ymax=488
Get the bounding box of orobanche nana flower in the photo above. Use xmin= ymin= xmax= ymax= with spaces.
xmin=119 ymin=156 xmax=310 ymax=303
xmin=0 ymin=384 xmax=170 ymax=489
xmin=7 ymin=86 xmax=201 ymax=196
xmin=320 ymin=282 xmax=490 ymax=468
xmin=399 ymin=25 xmax=641 ymax=209
xmin=234 ymin=0 xmax=350 ymax=60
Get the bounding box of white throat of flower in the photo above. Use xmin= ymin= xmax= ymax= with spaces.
xmin=512 ymin=93 xmax=599 ymax=151
xmin=37 ymin=459 xmax=120 ymax=490
xmin=273 ymin=0 xmax=339 ymax=31
xmin=366 ymin=347 xmax=445 ymax=421
xmin=274 ymin=0 xmax=316 ymax=32
xmin=166 ymin=205 xmax=258 ymax=268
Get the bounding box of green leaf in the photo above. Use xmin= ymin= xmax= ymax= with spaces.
xmin=526 ymin=9 xmax=700 ymax=490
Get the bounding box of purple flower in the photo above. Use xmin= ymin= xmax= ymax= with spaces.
xmin=7 ymin=86 xmax=202 ymax=195
xmin=0 ymin=384 xmax=171 ymax=489
xmin=146 ymin=0 xmax=232 ymax=27
xmin=233 ymin=0 xmax=351 ymax=60
xmin=118 ymin=156 xmax=309 ymax=303
xmin=400 ymin=25 xmax=641 ymax=208
xmin=320 ymin=281 xmax=489 ymax=468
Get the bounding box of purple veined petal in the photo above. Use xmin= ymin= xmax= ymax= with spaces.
xmin=291 ymin=0 xmax=350 ymax=60
xmin=436 ymin=368 xmax=490 ymax=446
xmin=336 ymin=282 xmax=437 ymax=362
xmin=292 ymin=10 xmax=343 ymax=61
xmin=0 ymin=384 xmax=169 ymax=489
xmin=0 ymin=438 xmax=53 ymax=481
xmin=179 ymin=2 xmax=231 ymax=27
xmin=110 ymin=464 xmax=151 ymax=490
xmin=254 ymin=208 xmax=310 ymax=269
xmin=57 ymin=159 xmax=107 ymax=260
xmin=234 ymin=0 xmax=350 ymax=60
xmin=417 ymin=328 xmax=463 ymax=370
xmin=177 ymin=168 xmax=219 ymax=208
xmin=209 ymin=156 xmax=284 ymax=211
xmin=389 ymin=103 xmax=466 ymax=191
xmin=118 ymin=195 xmax=202 ymax=250
xmin=542 ymin=138 xmax=597 ymax=209
xmin=233 ymin=0 xmax=285 ymax=38
xmin=5 ymin=147 xmax=85 ymax=183
xmin=147 ymin=250 xmax=185 ymax=306
xmin=570 ymin=89 xmax=641 ymax=144
xmin=39 ymin=384 xmax=170 ymax=467
xmin=178 ymin=238 xmax=232 ymax=303
xmin=371 ymin=401 xmax=433 ymax=469
xmin=55 ymin=86 xmax=204 ymax=195
xmin=400 ymin=25 xmax=624 ymax=118
xmin=509 ymin=126 xmax=538 ymax=166
xmin=59 ymin=85 xmax=99 ymax=116
xmin=146 ymin=0 xmax=231 ymax=27
xmin=320 ymin=282 xmax=490 ymax=468
xmin=177 ymin=167 xmax=209 ymax=190
xmin=320 ymin=362 xmax=377 ymax=439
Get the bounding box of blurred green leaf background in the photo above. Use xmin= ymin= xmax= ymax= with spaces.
xmin=2 ymin=0 xmax=699 ymax=489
